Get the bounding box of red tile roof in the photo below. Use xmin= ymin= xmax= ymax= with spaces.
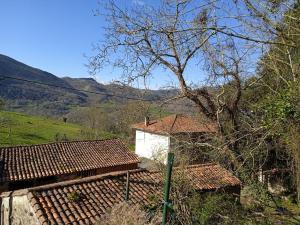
xmin=25 ymin=164 xmax=240 ymax=225
xmin=171 ymin=164 xmax=241 ymax=190
xmin=131 ymin=114 xmax=218 ymax=135
xmin=0 ymin=139 xmax=140 ymax=182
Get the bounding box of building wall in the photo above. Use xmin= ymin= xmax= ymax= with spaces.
xmin=1 ymin=191 xmax=39 ymax=225
xmin=135 ymin=131 xmax=214 ymax=164
xmin=135 ymin=130 xmax=170 ymax=162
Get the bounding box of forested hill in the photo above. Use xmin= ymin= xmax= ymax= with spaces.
xmin=0 ymin=54 xmax=178 ymax=116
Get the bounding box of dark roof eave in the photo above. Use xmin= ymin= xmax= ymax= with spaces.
xmin=133 ymin=128 xmax=170 ymax=136
xmin=134 ymin=128 xmax=217 ymax=136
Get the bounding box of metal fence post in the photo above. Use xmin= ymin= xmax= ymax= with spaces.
xmin=162 ymin=152 xmax=174 ymax=225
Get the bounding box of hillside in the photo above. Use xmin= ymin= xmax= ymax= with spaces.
xmin=0 ymin=54 xmax=87 ymax=116
xmin=62 ymin=77 xmax=178 ymax=104
xmin=0 ymin=54 xmax=180 ymax=116
xmin=0 ymin=110 xmax=114 ymax=147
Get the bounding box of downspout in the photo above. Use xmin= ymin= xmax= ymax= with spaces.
xmin=1 ymin=192 xmax=13 ymax=225
xmin=8 ymin=192 xmax=13 ymax=225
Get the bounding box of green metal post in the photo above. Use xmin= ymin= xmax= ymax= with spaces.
xmin=162 ymin=152 xmax=174 ymax=225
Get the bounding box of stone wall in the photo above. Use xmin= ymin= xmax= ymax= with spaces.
xmin=0 ymin=190 xmax=39 ymax=225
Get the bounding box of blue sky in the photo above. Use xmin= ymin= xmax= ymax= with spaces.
xmin=0 ymin=0 xmax=256 ymax=89
xmin=0 ymin=1 xmax=117 ymax=83
xmin=0 ymin=0 xmax=205 ymax=89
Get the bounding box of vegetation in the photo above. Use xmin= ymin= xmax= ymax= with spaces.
xmin=67 ymin=191 xmax=83 ymax=203
xmin=0 ymin=100 xmax=168 ymax=148
xmin=0 ymin=110 xmax=115 ymax=147
xmin=97 ymin=202 xmax=161 ymax=225
xmin=67 ymin=102 xmax=170 ymax=144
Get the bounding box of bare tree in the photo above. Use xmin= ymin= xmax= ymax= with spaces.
xmin=89 ymin=0 xmax=299 ymax=169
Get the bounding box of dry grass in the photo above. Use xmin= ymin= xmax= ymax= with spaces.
xmin=96 ymin=202 xmax=161 ymax=225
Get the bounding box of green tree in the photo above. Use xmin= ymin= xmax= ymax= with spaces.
xmin=243 ymin=2 xmax=300 ymax=202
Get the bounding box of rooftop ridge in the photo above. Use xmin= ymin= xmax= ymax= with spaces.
xmin=27 ymin=168 xmax=147 ymax=192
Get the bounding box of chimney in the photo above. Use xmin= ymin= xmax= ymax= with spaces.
xmin=145 ymin=116 xmax=150 ymax=126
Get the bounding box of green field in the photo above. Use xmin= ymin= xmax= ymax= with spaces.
xmin=0 ymin=111 xmax=114 ymax=147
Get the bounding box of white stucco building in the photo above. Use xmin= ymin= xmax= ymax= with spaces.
xmin=132 ymin=114 xmax=217 ymax=163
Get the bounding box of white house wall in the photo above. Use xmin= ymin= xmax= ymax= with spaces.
xmin=135 ymin=130 xmax=170 ymax=162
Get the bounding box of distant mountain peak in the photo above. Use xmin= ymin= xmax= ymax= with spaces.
xmin=79 ymin=77 xmax=96 ymax=81
xmin=0 ymin=54 xmax=179 ymax=116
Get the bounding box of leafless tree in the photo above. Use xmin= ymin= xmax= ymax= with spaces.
xmin=89 ymin=0 xmax=299 ymax=169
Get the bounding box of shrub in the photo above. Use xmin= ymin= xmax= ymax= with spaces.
xmin=96 ymin=202 xmax=161 ymax=225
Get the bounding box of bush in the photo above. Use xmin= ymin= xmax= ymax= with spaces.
xmin=188 ymin=192 xmax=248 ymax=225
xmin=96 ymin=202 xmax=161 ymax=225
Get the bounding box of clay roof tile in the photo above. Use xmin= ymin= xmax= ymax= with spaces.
xmin=27 ymin=164 xmax=240 ymax=224
xmin=0 ymin=139 xmax=139 ymax=183
xmin=131 ymin=114 xmax=218 ymax=135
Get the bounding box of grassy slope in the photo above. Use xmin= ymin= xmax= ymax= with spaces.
xmin=0 ymin=111 xmax=109 ymax=147
xmin=0 ymin=104 xmax=170 ymax=148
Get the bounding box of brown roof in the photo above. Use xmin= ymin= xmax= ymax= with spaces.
xmin=0 ymin=139 xmax=140 ymax=182
xmin=172 ymin=164 xmax=240 ymax=190
xmin=131 ymin=114 xmax=218 ymax=135
xmin=24 ymin=164 xmax=240 ymax=225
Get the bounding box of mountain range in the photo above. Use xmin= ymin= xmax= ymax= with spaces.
xmin=0 ymin=54 xmax=179 ymax=116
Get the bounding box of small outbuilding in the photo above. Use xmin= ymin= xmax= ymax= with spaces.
xmin=131 ymin=114 xmax=217 ymax=163
xmin=0 ymin=139 xmax=140 ymax=192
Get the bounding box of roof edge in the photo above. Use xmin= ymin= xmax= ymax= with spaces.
xmin=131 ymin=114 xmax=177 ymax=128
xmin=26 ymin=168 xmax=147 ymax=192
xmin=0 ymin=138 xmax=123 ymax=149
xmin=133 ymin=128 xmax=170 ymax=136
